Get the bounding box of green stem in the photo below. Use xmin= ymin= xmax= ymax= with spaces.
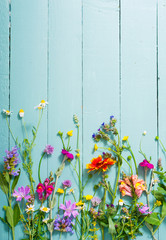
xmin=12 ymin=227 xmax=15 ymax=240
xmin=63 ymin=189 xmax=66 ymax=204
xmin=38 ymin=153 xmax=45 ymax=183
xmin=67 ymin=136 xmax=70 ymax=150
xmin=22 ymin=118 xmax=29 ymax=140
xmin=60 ymin=135 xmax=65 ymax=149
xmin=6 ymin=117 xmax=17 ymax=143
xmin=127 ymin=140 xmax=138 ymax=175
xmin=145 ymin=167 xmax=150 ymax=208
xmin=152 ymin=217 xmax=165 ymax=236
xmin=112 ymin=157 xmax=121 ymax=204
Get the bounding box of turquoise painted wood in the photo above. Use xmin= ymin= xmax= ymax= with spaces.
xmin=0 ymin=0 xmax=165 ymax=239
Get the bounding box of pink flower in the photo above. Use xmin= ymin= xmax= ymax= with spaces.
xmin=36 ymin=183 xmax=45 ymax=200
xmin=45 ymin=184 xmax=54 ymax=199
xmin=119 ymin=175 xmax=145 ymax=198
xmin=62 ymin=180 xmax=72 ymax=189
xmin=59 ymin=200 xmax=79 ymax=218
xmin=44 ymin=145 xmax=54 ymax=155
xmin=13 ymin=186 xmax=31 ymax=201
xmin=61 ymin=149 xmax=74 ymax=160
xmin=139 ymin=159 xmax=154 ymax=169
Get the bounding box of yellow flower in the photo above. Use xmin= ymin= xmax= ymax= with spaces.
xmin=19 ymin=109 xmax=24 ymax=117
xmin=94 ymin=144 xmax=98 ymax=152
xmin=40 ymin=206 xmax=50 ymax=213
xmin=67 ymin=130 xmax=73 ymax=136
xmin=138 ymin=202 xmax=144 ymax=206
xmin=83 ymin=195 xmax=93 ymax=201
xmin=34 ymin=100 xmax=48 ymax=109
xmin=119 ymin=199 xmax=124 ymax=206
xmin=122 ymin=136 xmax=129 ymax=141
xmin=76 ymin=200 xmax=84 ymax=206
xmin=3 ymin=109 xmax=12 ymax=116
xmin=76 ymin=153 xmax=80 ymax=158
xmin=57 ymin=188 xmax=64 ymax=194
xmin=156 ymin=200 xmax=162 ymax=206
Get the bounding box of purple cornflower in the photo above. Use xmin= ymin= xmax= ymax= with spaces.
xmin=44 ymin=145 xmax=54 ymax=155
xmin=13 ymin=186 xmax=31 ymax=201
xmin=54 ymin=215 xmax=75 ymax=234
xmin=61 ymin=149 xmax=74 ymax=160
xmin=4 ymin=146 xmax=20 ymax=176
xmin=137 ymin=204 xmax=152 ymax=215
xmin=59 ymin=200 xmax=79 ymax=218
xmin=62 ymin=180 xmax=72 ymax=189
xmin=106 ymin=203 xmax=114 ymax=208
xmin=92 ymin=133 xmax=95 ymax=138
xmin=98 ymin=128 xmax=101 ymax=132
xmin=91 ymin=197 xmax=101 ymax=207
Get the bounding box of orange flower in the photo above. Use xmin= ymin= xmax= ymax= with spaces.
xmin=86 ymin=155 xmax=116 ymax=173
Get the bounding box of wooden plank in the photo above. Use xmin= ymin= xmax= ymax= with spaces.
xmin=48 ymin=0 xmax=82 ymax=239
xmin=83 ymin=0 xmax=119 ymax=238
xmin=0 ymin=0 xmax=9 ymax=239
xmin=158 ymin=0 xmax=166 ymax=239
xmin=10 ymin=0 xmax=48 ymax=239
xmin=121 ymin=0 xmax=157 ymax=239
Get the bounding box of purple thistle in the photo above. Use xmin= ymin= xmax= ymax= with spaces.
xmin=59 ymin=200 xmax=79 ymax=218
xmin=62 ymin=180 xmax=72 ymax=189
xmin=54 ymin=215 xmax=75 ymax=234
xmin=44 ymin=145 xmax=54 ymax=155
xmin=13 ymin=186 xmax=31 ymax=201
xmin=4 ymin=146 xmax=20 ymax=176
xmin=137 ymin=204 xmax=152 ymax=215
xmin=91 ymin=197 xmax=101 ymax=207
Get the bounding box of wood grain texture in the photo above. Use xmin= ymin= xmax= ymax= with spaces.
xmin=10 ymin=0 xmax=48 ymax=239
xmin=48 ymin=0 xmax=82 ymax=239
xmin=158 ymin=0 xmax=166 ymax=239
xmin=121 ymin=0 xmax=158 ymax=239
xmin=0 ymin=0 xmax=9 ymax=239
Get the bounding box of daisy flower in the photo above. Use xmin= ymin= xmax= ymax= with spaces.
xmin=19 ymin=109 xmax=24 ymax=117
xmin=3 ymin=109 xmax=12 ymax=115
xmin=40 ymin=206 xmax=50 ymax=213
xmin=34 ymin=100 xmax=48 ymax=109
xmin=25 ymin=204 xmax=35 ymax=213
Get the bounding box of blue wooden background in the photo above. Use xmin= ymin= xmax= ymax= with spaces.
xmin=0 ymin=0 xmax=166 ymax=239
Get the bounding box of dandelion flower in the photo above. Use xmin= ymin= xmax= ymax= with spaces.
xmin=57 ymin=188 xmax=64 ymax=194
xmin=122 ymin=136 xmax=128 ymax=141
xmin=83 ymin=195 xmax=93 ymax=201
xmin=67 ymin=130 xmax=73 ymax=136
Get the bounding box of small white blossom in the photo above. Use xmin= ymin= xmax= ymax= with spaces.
xmin=118 ymin=199 xmax=124 ymax=206
xmin=19 ymin=109 xmax=24 ymax=117
xmin=3 ymin=109 xmax=12 ymax=115
xmin=25 ymin=204 xmax=35 ymax=213
xmin=40 ymin=206 xmax=50 ymax=213
xmin=143 ymin=131 xmax=147 ymax=136
xmin=34 ymin=100 xmax=48 ymax=109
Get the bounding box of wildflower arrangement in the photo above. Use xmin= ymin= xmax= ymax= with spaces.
xmin=1 ymin=105 xmax=166 ymax=240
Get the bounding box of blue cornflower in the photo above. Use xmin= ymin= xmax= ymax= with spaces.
xmin=92 ymin=133 xmax=95 ymax=138
xmin=101 ymin=122 xmax=105 ymax=126
xmin=110 ymin=115 xmax=114 ymax=119
xmin=98 ymin=128 xmax=101 ymax=131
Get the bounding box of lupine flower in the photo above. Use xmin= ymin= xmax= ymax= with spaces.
xmin=119 ymin=175 xmax=145 ymax=198
xmin=19 ymin=109 xmax=24 ymax=117
xmin=13 ymin=186 xmax=31 ymax=201
xmin=3 ymin=109 xmax=12 ymax=115
xmin=67 ymin=130 xmax=73 ymax=136
xmin=34 ymin=100 xmax=48 ymax=109
xmin=54 ymin=215 xmax=75 ymax=234
xmin=4 ymin=146 xmax=20 ymax=176
xmin=86 ymin=155 xmax=116 ymax=173
xmin=44 ymin=145 xmax=54 ymax=155
xmin=62 ymin=180 xmax=72 ymax=189
xmin=61 ymin=149 xmax=74 ymax=160
xmin=137 ymin=204 xmax=152 ymax=215
xmin=59 ymin=200 xmax=79 ymax=218
xmin=91 ymin=197 xmax=101 ymax=207
xmin=25 ymin=204 xmax=35 ymax=213
xmin=139 ymin=159 xmax=154 ymax=169
xmin=40 ymin=206 xmax=50 ymax=213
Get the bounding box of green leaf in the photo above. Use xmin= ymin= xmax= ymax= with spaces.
xmin=162 ymin=201 xmax=166 ymax=218
xmin=13 ymin=203 xmax=21 ymax=226
xmin=108 ymin=215 xmax=116 ymax=234
xmin=157 ymin=187 xmax=166 ymax=195
xmin=51 ymin=195 xmax=56 ymax=209
xmin=11 ymin=169 xmax=21 ymax=193
xmin=0 ymin=172 xmax=9 ymax=195
xmin=55 ymin=163 xmax=65 ymax=177
xmin=6 ymin=206 xmax=14 ymax=228
xmin=4 ymin=172 xmax=10 ymax=183
xmin=0 ymin=216 xmax=11 ymax=228
xmin=145 ymin=213 xmax=160 ymax=226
